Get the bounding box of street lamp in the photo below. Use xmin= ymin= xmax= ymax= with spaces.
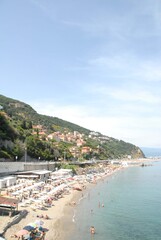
xmin=25 ymin=147 xmax=27 ymax=162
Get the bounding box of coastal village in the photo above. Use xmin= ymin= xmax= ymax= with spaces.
xmin=32 ymin=124 xmax=110 ymax=160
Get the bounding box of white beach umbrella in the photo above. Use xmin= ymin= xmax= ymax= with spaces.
xmin=35 ymin=219 xmax=44 ymax=227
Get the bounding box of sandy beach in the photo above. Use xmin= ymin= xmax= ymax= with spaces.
xmin=0 ymin=165 xmax=117 ymax=240
xmin=1 ymin=159 xmax=157 ymax=240
xmin=2 ymin=187 xmax=83 ymax=240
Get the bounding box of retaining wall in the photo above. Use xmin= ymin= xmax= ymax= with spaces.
xmin=0 ymin=162 xmax=24 ymax=175
xmin=24 ymin=162 xmax=56 ymax=171
xmin=0 ymin=162 xmax=57 ymax=176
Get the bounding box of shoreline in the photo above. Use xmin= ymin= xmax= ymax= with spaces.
xmin=48 ymin=158 xmax=161 ymax=240
xmin=1 ymin=158 xmax=160 ymax=240
xmin=50 ymin=165 xmax=124 ymax=240
xmin=2 ymin=165 xmax=121 ymax=240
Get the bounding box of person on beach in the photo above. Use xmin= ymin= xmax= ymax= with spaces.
xmin=90 ymin=226 xmax=95 ymax=234
xmin=39 ymin=231 xmax=46 ymax=240
xmin=44 ymin=214 xmax=49 ymax=219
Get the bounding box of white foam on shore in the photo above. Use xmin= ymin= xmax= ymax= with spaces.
xmin=72 ymin=192 xmax=88 ymax=223
xmin=72 ymin=210 xmax=76 ymax=222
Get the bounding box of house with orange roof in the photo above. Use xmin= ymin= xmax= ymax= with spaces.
xmin=81 ymin=146 xmax=91 ymax=154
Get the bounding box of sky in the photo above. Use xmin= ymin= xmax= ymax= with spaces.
xmin=1 ymin=0 xmax=161 ymax=148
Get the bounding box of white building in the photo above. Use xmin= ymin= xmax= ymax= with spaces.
xmin=0 ymin=176 xmax=16 ymax=189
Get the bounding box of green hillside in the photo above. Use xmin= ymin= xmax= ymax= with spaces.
xmin=0 ymin=94 xmax=145 ymax=161
xmin=0 ymin=95 xmax=90 ymax=134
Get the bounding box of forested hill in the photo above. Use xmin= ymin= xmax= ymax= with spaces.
xmin=0 ymin=94 xmax=90 ymax=134
xmin=0 ymin=94 xmax=145 ymax=161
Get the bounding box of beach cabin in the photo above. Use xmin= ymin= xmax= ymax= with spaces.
xmin=32 ymin=170 xmax=51 ymax=181
xmin=16 ymin=174 xmax=39 ymax=180
xmin=0 ymin=176 xmax=16 ymax=189
xmin=14 ymin=170 xmax=52 ymax=181
xmin=0 ymin=196 xmax=19 ymax=216
xmin=0 ymin=179 xmax=6 ymax=189
xmin=4 ymin=176 xmax=17 ymax=187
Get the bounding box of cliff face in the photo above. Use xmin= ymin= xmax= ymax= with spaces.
xmin=131 ymin=148 xmax=145 ymax=159
xmin=0 ymin=94 xmax=145 ymax=161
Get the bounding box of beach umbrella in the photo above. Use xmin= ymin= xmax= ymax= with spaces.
xmin=23 ymin=225 xmax=35 ymax=231
xmin=73 ymin=184 xmax=82 ymax=191
xmin=15 ymin=229 xmax=29 ymax=237
xmin=39 ymin=227 xmax=49 ymax=232
xmin=27 ymin=222 xmax=37 ymax=228
xmin=34 ymin=219 xmax=44 ymax=227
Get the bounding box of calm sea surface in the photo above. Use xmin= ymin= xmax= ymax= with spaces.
xmin=69 ymin=149 xmax=161 ymax=240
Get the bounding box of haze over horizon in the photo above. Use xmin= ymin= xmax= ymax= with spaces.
xmin=1 ymin=0 xmax=161 ymax=148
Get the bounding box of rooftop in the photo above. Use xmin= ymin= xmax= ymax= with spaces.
xmin=0 ymin=196 xmax=19 ymax=208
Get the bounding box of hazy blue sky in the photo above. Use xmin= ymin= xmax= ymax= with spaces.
xmin=1 ymin=0 xmax=161 ymax=148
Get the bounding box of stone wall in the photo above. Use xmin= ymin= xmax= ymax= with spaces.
xmin=24 ymin=162 xmax=56 ymax=171
xmin=0 ymin=162 xmax=24 ymax=176
xmin=0 ymin=162 xmax=57 ymax=176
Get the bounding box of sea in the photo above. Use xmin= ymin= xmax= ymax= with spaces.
xmin=69 ymin=147 xmax=161 ymax=240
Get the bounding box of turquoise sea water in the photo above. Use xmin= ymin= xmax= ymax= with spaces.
xmin=69 ymin=151 xmax=161 ymax=240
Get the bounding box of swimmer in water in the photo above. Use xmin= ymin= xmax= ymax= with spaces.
xmin=90 ymin=226 xmax=95 ymax=234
